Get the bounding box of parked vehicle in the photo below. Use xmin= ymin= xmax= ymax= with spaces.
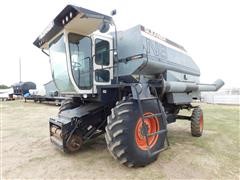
xmin=33 ymin=5 xmax=224 ymax=167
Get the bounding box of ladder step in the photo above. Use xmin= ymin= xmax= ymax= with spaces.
xmin=139 ymin=97 xmax=159 ymax=101
xmin=147 ymin=129 xmax=167 ymax=137
xmin=150 ymin=146 xmax=169 ymax=156
xmin=143 ymin=113 xmax=162 ymax=119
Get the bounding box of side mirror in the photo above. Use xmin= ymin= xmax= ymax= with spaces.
xmin=99 ymin=21 xmax=110 ymax=33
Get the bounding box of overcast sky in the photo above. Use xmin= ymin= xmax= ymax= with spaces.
xmin=0 ymin=0 xmax=239 ymax=88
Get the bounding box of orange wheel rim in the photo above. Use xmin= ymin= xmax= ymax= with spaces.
xmin=135 ymin=112 xmax=160 ymax=150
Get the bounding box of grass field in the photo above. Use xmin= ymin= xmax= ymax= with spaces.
xmin=1 ymin=100 xmax=239 ymax=179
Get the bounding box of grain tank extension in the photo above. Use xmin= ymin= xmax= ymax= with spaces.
xmin=33 ymin=5 xmax=224 ymax=167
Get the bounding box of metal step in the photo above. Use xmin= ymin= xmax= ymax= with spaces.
xmin=143 ymin=113 xmax=162 ymax=119
xmin=139 ymin=97 xmax=159 ymax=101
xmin=147 ymin=129 xmax=167 ymax=137
xmin=150 ymin=146 xmax=169 ymax=157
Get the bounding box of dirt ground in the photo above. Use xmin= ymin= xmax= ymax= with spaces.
xmin=1 ymin=100 xmax=239 ymax=179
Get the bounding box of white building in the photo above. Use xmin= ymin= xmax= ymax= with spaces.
xmin=201 ymin=88 xmax=240 ymax=105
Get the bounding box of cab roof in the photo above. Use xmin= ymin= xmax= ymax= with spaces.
xmin=33 ymin=5 xmax=113 ymax=49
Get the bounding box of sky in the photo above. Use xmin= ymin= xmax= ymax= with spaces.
xmin=0 ymin=0 xmax=239 ymax=88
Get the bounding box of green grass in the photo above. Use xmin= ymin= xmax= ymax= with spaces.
xmin=2 ymin=101 xmax=240 ymax=179
xmin=167 ymin=103 xmax=240 ymax=178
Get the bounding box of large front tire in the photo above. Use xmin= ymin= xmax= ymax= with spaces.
xmin=105 ymin=99 xmax=166 ymax=167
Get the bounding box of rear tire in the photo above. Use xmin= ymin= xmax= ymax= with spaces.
xmin=191 ymin=107 xmax=203 ymax=137
xmin=105 ymin=98 xmax=166 ymax=167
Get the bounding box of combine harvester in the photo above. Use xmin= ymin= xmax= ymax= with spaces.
xmin=33 ymin=5 xmax=224 ymax=167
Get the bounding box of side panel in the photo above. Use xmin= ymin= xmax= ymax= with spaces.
xmin=166 ymin=93 xmax=192 ymax=105
xmin=166 ymin=70 xmax=200 ymax=83
xmin=114 ymin=26 xmax=145 ymax=77
xmin=142 ymin=31 xmax=200 ymax=76
xmin=116 ymin=25 xmax=200 ymax=78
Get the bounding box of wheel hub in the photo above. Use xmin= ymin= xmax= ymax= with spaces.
xmin=135 ymin=112 xmax=160 ymax=150
xmin=140 ymin=122 xmax=149 ymax=137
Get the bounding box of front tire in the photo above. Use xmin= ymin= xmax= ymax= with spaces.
xmin=59 ymin=98 xmax=80 ymax=114
xmin=105 ymin=98 xmax=166 ymax=167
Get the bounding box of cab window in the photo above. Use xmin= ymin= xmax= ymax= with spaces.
xmin=95 ymin=39 xmax=109 ymax=66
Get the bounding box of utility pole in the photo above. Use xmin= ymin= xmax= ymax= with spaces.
xmin=19 ymin=57 xmax=22 ymax=83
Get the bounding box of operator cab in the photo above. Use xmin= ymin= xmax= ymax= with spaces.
xmin=34 ymin=5 xmax=114 ymax=96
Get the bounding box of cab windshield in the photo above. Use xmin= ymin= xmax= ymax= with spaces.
xmin=68 ymin=33 xmax=92 ymax=90
xmin=49 ymin=34 xmax=75 ymax=92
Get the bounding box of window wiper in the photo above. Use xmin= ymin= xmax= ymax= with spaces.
xmin=72 ymin=57 xmax=91 ymax=67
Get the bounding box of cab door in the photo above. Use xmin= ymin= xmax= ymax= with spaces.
xmin=92 ymin=35 xmax=113 ymax=93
